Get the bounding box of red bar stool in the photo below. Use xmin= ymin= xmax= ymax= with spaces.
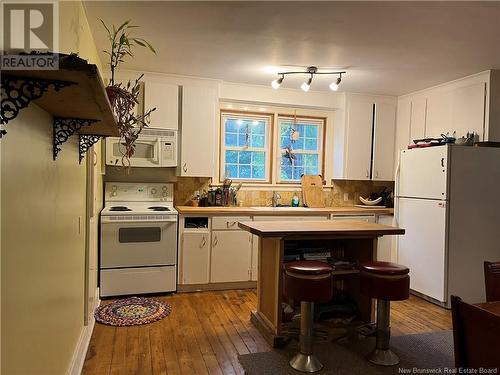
xmin=283 ymin=260 xmax=333 ymax=373
xmin=360 ymin=261 xmax=410 ymax=366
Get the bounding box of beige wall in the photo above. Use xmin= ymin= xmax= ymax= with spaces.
xmin=1 ymin=1 xmax=103 ymax=374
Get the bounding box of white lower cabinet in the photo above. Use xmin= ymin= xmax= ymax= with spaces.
xmin=180 ymin=231 xmax=210 ymax=284
xmin=376 ymin=215 xmax=394 ymax=262
xmin=210 ymin=230 xmax=252 ymax=283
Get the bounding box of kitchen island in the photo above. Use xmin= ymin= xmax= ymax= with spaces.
xmin=238 ymin=220 xmax=405 ymax=347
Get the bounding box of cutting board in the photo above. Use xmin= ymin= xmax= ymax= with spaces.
xmin=301 ymin=175 xmax=325 ymax=208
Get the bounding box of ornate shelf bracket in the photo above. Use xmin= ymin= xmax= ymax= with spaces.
xmin=0 ymin=75 xmax=76 ymax=136
xmin=53 ymin=117 xmax=98 ymax=160
xmin=79 ymin=134 xmax=102 ymax=164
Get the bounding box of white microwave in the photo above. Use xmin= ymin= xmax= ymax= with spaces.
xmin=105 ymin=128 xmax=177 ymax=167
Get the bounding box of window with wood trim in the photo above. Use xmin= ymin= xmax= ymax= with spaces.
xmin=220 ymin=112 xmax=272 ymax=182
xmin=277 ymin=116 xmax=325 ymax=183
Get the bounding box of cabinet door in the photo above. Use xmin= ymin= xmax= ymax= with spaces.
xmin=181 ymin=232 xmax=210 ymax=284
xmin=426 ymin=91 xmax=453 ymax=138
xmin=451 ymin=82 xmax=486 ymax=140
xmin=345 ymin=99 xmax=374 ymax=180
xmin=179 ymin=85 xmax=217 ymax=177
xmin=409 ymin=97 xmax=427 ymax=141
xmin=210 ymin=230 xmax=252 ymax=283
xmin=144 ymin=81 xmax=179 ymax=130
xmin=376 ymin=215 xmax=394 ymax=262
xmin=251 ymin=234 xmax=258 ymax=281
xmin=373 ymin=103 xmax=396 ymax=181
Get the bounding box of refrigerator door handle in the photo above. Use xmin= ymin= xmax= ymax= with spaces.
xmin=441 ymin=158 xmax=445 ymax=168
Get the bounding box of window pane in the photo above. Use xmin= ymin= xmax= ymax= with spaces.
xmin=292 ymin=166 xmax=304 ymax=180
xmin=304 ymin=154 xmax=318 ymax=166
xmin=253 ymin=151 xmax=265 ymax=165
xmin=225 ymin=119 xmax=239 ymax=133
xmin=305 ymin=166 xmax=319 ymax=175
xmin=239 ymin=151 xmax=251 ymax=164
xmin=305 ymin=125 xmax=318 ymax=138
xmin=252 ymin=166 xmax=265 ymax=179
xmin=224 ymin=164 xmax=238 ymax=178
xmin=252 ymin=121 xmax=266 ymax=135
xmin=238 ymin=134 xmax=247 ymax=147
xmin=281 ymin=162 xmax=292 ymax=180
xmin=305 ymin=138 xmax=318 ymax=151
xmin=239 ymin=165 xmax=251 ymax=178
xmin=225 ymin=133 xmax=238 ymax=147
xmin=251 ymin=135 xmax=265 ymax=148
xmin=225 ymin=150 xmax=238 ymax=163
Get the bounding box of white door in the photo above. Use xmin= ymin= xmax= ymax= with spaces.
xmin=451 ymin=82 xmax=486 ymax=140
xmin=345 ymin=99 xmax=374 ymax=180
xmin=210 ymin=230 xmax=252 ymax=283
xmin=409 ymin=97 xmax=427 ymax=142
xmin=372 ymin=102 xmax=396 ymax=181
xmin=181 ymin=232 xmax=210 ymax=284
xmin=179 ymin=85 xmax=217 ymax=177
xmin=398 ymin=146 xmax=448 ymax=200
xmin=144 ymin=81 xmax=179 ymax=130
xmin=397 ymin=198 xmax=447 ymax=302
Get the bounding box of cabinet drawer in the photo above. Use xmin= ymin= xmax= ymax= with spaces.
xmin=253 ymin=215 xmax=328 ymax=221
xmin=212 ymin=216 xmax=252 ymax=230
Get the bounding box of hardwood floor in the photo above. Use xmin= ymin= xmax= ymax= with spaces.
xmin=82 ymin=290 xmax=451 ymax=375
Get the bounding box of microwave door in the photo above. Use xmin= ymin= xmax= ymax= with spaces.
xmin=129 ymin=139 xmax=159 ymax=167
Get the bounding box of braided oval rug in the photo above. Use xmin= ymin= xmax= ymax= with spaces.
xmin=94 ymin=297 xmax=172 ymax=326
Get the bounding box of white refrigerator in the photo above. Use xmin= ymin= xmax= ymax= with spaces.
xmin=396 ymin=145 xmax=500 ymax=307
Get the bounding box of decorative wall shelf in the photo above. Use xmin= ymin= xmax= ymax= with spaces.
xmin=0 ymin=52 xmax=119 ymax=162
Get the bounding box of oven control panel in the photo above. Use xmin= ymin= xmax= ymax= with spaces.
xmin=105 ymin=183 xmax=174 ymax=202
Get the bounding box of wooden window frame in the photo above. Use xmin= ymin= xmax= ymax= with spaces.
xmin=219 ymin=110 xmax=274 ymax=183
xmin=275 ymin=115 xmax=326 ymax=184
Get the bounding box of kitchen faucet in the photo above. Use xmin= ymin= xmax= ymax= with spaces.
xmin=272 ymin=191 xmax=281 ymax=207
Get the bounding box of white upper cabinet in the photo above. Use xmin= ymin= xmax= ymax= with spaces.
xmin=344 ymin=98 xmax=374 ymax=180
xmin=372 ymin=103 xmax=396 ymax=181
xmin=144 ymin=81 xmax=180 ymax=130
xmin=426 ymin=91 xmax=453 ymax=138
xmin=397 ymin=71 xmax=495 ymax=147
xmin=336 ymin=95 xmax=397 ymax=181
xmin=451 ymin=82 xmax=486 ymax=140
xmin=409 ymin=97 xmax=427 ymax=141
xmin=178 ymin=84 xmax=217 ymax=177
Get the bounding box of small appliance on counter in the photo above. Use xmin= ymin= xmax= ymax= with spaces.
xmin=100 ymin=182 xmax=178 ymax=297
xmin=357 ymin=187 xmax=393 ymax=208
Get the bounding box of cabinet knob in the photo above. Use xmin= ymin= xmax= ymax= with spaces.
xmin=183 ymin=163 xmax=188 ymax=172
xmin=366 ymin=170 xmax=369 ymax=178
xmin=213 ymin=235 xmax=218 ymax=247
xmin=200 ymin=237 xmax=206 ymax=248
xmin=375 ymin=171 xmax=379 ymax=179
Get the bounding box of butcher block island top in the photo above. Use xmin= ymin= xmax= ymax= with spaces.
xmin=238 ymin=220 xmax=404 ymax=238
xmin=176 ymin=205 xmax=394 ymax=215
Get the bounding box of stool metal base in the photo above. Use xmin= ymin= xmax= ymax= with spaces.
xmin=289 ymin=353 xmax=323 ymax=373
xmin=367 ymin=348 xmax=400 ymax=366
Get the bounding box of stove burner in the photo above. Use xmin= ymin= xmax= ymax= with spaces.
xmin=148 ymin=206 xmax=170 ymax=212
xmin=110 ymin=206 xmax=131 ymax=212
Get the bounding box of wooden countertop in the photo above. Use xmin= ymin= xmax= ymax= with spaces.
xmin=175 ymin=206 xmax=394 ymax=216
xmin=238 ymin=220 xmax=405 ymax=238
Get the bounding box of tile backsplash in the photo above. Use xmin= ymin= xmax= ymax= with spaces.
xmin=104 ymin=166 xmax=393 ymax=207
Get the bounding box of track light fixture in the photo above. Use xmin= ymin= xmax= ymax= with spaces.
xmin=270 ymin=66 xmax=345 ymax=92
xmin=271 ymin=74 xmax=284 ymax=89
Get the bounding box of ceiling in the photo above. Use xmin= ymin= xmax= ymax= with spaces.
xmin=84 ymin=1 xmax=500 ymax=96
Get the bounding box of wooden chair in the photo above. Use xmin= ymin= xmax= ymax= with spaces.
xmin=451 ymin=295 xmax=500 ymax=368
xmin=484 ymin=261 xmax=500 ymax=302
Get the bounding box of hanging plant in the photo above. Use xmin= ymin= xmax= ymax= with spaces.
xmin=101 ymin=19 xmax=157 ymax=167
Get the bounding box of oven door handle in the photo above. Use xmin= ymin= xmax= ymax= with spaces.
xmin=101 ymin=218 xmax=178 ymax=224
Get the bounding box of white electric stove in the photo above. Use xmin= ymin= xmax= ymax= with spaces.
xmin=100 ymin=182 xmax=178 ymax=297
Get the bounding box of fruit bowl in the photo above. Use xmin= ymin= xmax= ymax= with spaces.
xmin=359 ymin=196 xmax=383 ymax=206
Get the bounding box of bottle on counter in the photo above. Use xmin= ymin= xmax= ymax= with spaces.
xmin=291 ymin=192 xmax=300 ymax=207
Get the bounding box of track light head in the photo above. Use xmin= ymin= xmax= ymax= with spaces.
xmin=271 ymin=75 xmax=284 ymax=89
xmin=329 ymin=76 xmax=342 ymax=91
xmin=301 ymin=75 xmax=313 ymax=92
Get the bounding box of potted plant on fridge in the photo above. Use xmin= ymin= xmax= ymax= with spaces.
xmin=101 ymin=19 xmax=157 ymax=166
